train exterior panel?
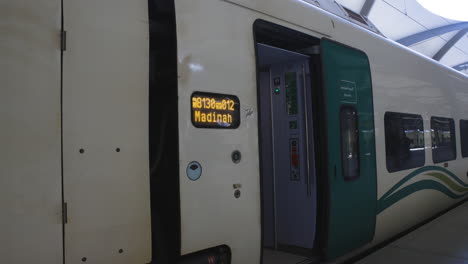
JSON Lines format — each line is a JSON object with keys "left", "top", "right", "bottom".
{"left": 1, "top": 0, "right": 467, "bottom": 263}
{"left": 174, "top": 0, "right": 468, "bottom": 262}
{"left": 1, "top": 1, "right": 63, "bottom": 263}
{"left": 2, "top": 0, "right": 151, "bottom": 263}
{"left": 62, "top": 0, "right": 152, "bottom": 263}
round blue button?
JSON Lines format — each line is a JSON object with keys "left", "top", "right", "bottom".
{"left": 186, "top": 161, "right": 202, "bottom": 181}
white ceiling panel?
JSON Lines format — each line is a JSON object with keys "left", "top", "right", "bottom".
{"left": 438, "top": 31, "right": 459, "bottom": 43}
{"left": 410, "top": 37, "right": 446, "bottom": 57}
{"left": 439, "top": 47, "right": 468, "bottom": 67}
{"left": 382, "top": 0, "right": 406, "bottom": 13}
{"left": 404, "top": 0, "right": 450, "bottom": 29}
{"left": 454, "top": 35, "right": 468, "bottom": 56}
{"left": 369, "top": 0, "right": 426, "bottom": 40}
{"left": 318, "top": 0, "right": 467, "bottom": 74}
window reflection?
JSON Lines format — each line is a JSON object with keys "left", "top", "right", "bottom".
{"left": 460, "top": 120, "right": 468, "bottom": 158}
{"left": 431, "top": 117, "right": 456, "bottom": 163}
{"left": 340, "top": 106, "right": 359, "bottom": 180}
{"left": 385, "top": 112, "right": 425, "bottom": 172}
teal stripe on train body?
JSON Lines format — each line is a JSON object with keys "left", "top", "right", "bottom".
{"left": 380, "top": 166, "right": 468, "bottom": 201}
{"left": 377, "top": 180, "right": 467, "bottom": 214}
{"left": 377, "top": 166, "right": 468, "bottom": 214}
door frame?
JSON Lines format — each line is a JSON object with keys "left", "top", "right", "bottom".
{"left": 253, "top": 19, "right": 327, "bottom": 259}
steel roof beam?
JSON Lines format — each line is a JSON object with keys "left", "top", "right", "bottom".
{"left": 397, "top": 22, "right": 468, "bottom": 46}
{"left": 433, "top": 29, "right": 468, "bottom": 61}
{"left": 454, "top": 61, "right": 468, "bottom": 71}
{"left": 360, "top": 0, "right": 375, "bottom": 17}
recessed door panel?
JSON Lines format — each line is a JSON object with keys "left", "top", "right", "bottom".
{"left": 270, "top": 61, "right": 316, "bottom": 249}
{"left": 0, "top": 1, "right": 63, "bottom": 263}
{"left": 63, "top": 1, "right": 151, "bottom": 263}
{"left": 321, "top": 39, "right": 377, "bottom": 259}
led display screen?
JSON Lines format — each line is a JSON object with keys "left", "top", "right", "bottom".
{"left": 191, "top": 92, "right": 240, "bottom": 129}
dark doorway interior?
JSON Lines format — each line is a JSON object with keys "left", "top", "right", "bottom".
{"left": 254, "top": 20, "right": 325, "bottom": 263}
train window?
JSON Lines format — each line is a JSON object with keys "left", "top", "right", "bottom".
{"left": 385, "top": 112, "right": 425, "bottom": 172}
{"left": 460, "top": 120, "right": 468, "bottom": 158}
{"left": 431, "top": 117, "right": 456, "bottom": 163}
{"left": 340, "top": 106, "right": 359, "bottom": 180}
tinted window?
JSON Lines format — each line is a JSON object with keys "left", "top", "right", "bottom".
{"left": 431, "top": 117, "right": 456, "bottom": 163}
{"left": 385, "top": 112, "right": 425, "bottom": 172}
{"left": 340, "top": 106, "right": 359, "bottom": 180}
{"left": 461, "top": 120, "right": 468, "bottom": 158}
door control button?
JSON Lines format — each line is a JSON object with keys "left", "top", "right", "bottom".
{"left": 232, "top": 150, "right": 241, "bottom": 164}
{"left": 186, "top": 161, "right": 202, "bottom": 181}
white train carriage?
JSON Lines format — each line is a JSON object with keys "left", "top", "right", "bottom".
{"left": 2, "top": 0, "right": 467, "bottom": 263}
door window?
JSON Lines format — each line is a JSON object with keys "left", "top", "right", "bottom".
{"left": 340, "top": 106, "right": 359, "bottom": 180}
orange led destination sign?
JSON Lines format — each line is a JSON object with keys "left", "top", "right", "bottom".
{"left": 191, "top": 92, "right": 240, "bottom": 129}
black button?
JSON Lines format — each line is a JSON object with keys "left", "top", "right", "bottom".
{"left": 232, "top": 150, "right": 242, "bottom": 164}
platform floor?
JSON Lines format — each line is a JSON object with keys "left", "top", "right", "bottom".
{"left": 357, "top": 201, "right": 468, "bottom": 264}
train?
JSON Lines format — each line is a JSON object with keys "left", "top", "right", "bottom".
{"left": 2, "top": 0, "right": 468, "bottom": 263}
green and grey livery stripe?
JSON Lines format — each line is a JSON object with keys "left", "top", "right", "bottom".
{"left": 377, "top": 166, "right": 468, "bottom": 214}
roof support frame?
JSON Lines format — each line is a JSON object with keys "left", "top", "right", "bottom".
{"left": 360, "top": 0, "right": 375, "bottom": 17}
{"left": 397, "top": 22, "right": 468, "bottom": 46}
{"left": 454, "top": 61, "right": 468, "bottom": 71}
{"left": 433, "top": 29, "right": 468, "bottom": 61}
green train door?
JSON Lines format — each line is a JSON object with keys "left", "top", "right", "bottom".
{"left": 321, "top": 39, "right": 377, "bottom": 259}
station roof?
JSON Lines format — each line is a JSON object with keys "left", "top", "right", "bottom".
{"left": 334, "top": 0, "right": 468, "bottom": 75}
